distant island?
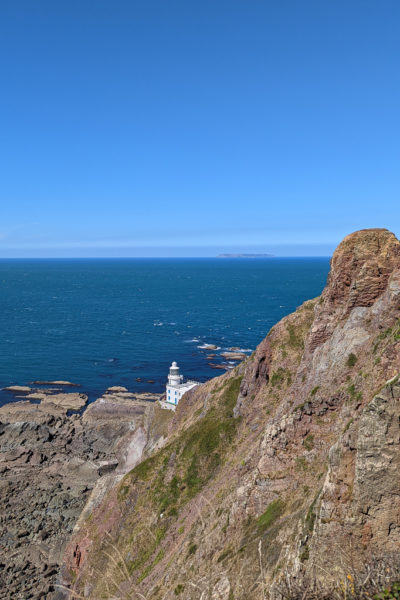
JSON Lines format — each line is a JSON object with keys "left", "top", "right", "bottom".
{"left": 217, "top": 253, "right": 274, "bottom": 258}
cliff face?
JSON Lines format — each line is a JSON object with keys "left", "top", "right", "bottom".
{"left": 60, "top": 229, "right": 400, "bottom": 600}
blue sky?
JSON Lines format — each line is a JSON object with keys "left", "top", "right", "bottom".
{"left": 0, "top": 0, "right": 399, "bottom": 257}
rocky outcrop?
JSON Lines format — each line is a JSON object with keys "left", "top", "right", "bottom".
{"left": 307, "top": 375, "right": 400, "bottom": 574}
{"left": 0, "top": 387, "right": 170, "bottom": 600}
{"left": 55, "top": 229, "right": 400, "bottom": 599}
{"left": 324, "top": 228, "right": 400, "bottom": 312}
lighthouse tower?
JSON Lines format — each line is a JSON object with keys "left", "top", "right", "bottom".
{"left": 168, "top": 361, "right": 183, "bottom": 386}
{"left": 165, "top": 361, "right": 201, "bottom": 407}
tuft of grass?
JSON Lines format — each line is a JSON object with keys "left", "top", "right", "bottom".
{"left": 311, "top": 386, "right": 320, "bottom": 397}
{"left": 187, "top": 543, "right": 197, "bottom": 556}
{"left": 300, "top": 546, "right": 310, "bottom": 562}
{"left": 217, "top": 547, "right": 233, "bottom": 563}
{"left": 296, "top": 456, "right": 308, "bottom": 472}
{"left": 347, "top": 384, "right": 362, "bottom": 403}
{"left": 343, "top": 418, "right": 354, "bottom": 433}
{"left": 347, "top": 353, "right": 358, "bottom": 368}
{"left": 303, "top": 434, "right": 314, "bottom": 451}
{"left": 276, "top": 554, "right": 400, "bottom": 600}
{"left": 257, "top": 498, "right": 285, "bottom": 531}
{"left": 271, "top": 367, "right": 292, "bottom": 388}
{"left": 287, "top": 324, "right": 304, "bottom": 350}
{"left": 305, "top": 490, "right": 320, "bottom": 534}
{"left": 137, "top": 549, "right": 164, "bottom": 582}
{"left": 131, "top": 454, "right": 157, "bottom": 481}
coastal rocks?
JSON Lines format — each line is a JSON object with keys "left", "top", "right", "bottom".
{"left": 198, "top": 343, "right": 251, "bottom": 371}
{"left": 40, "top": 392, "right": 88, "bottom": 411}
{"left": 2, "top": 385, "right": 88, "bottom": 413}
{"left": 3, "top": 385, "right": 31, "bottom": 393}
{"left": 33, "top": 381, "right": 80, "bottom": 387}
{"left": 0, "top": 386, "right": 166, "bottom": 600}
{"left": 220, "top": 351, "right": 247, "bottom": 361}
{"left": 105, "top": 385, "right": 129, "bottom": 393}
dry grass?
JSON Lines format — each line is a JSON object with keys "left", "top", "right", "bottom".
{"left": 275, "top": 554, "right": 400, "bottom": 600}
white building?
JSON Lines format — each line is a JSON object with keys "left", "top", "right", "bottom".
{"left": 166, "top": 361, "right": 201, "bottom": 406}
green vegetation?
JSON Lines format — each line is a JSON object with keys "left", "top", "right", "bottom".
{"left": 117, "top": 484, "right": 130, "bottom": 501}
{"left": 374, "top": 582, "right": 400, "bottom": 600}
{"left": 114, "top": 376, "right": 244, "bottom": 587}
{"left": 373, "top": 320, "right": 400, "bottom": 353}
{"left": 126, "top": 525, "right": 166, "bottom": 577}
{"left": 257, "top": 498, "right": 285, "bottom": 531}
{"left": 346, "top": 353, "right": 358, "bottom": 368}
{"left": 130, "top": 453, "right": 157, "bottom": 481}
{"left": 127, "top": 376, "right": 243, "bottom": 517}
{"left": 300, "top": 546, "right": 310, "bottom": 562}
{"left": 287, "top": 323, "right": 304, "bottom": 350}
{"left": 174, "top": 584, "right": 185, "bottom": 595}
{"left": 343, "top": 417, "right": 354, "bottom": 433}
{"left": 187, "top": 543, "right": 197, "bottom": 556}
{"left": 270, "top": 367, "right": 292, "bottom": 388}
{"left": 347, "top": 383, "right": 362, "bottom": 403}
{"left": 300, "top": 490, "right": 320, "bottom": 562}
{"left": 311, "top": 386, "right": 320, "bottom": 396}
{"left": 296, "top": 456, "right": 308, "bottom": 471}
{"left": 217, "top": 547, "right": 233, "bottom": 563}
{"left": 138, "top": 549, "right": 164, "bottom": 583}
{"left": 305, "top": 490, "right": 320, "bottom": 534}
{"left": 303, "top": 434, "right": 314, "bottom": 451}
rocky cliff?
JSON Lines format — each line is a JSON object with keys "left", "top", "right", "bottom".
{"left": 60, "top": 228, "right": 400, "bottom": 600}
{"left": 0, "top": 387, "right": 169, "bottom": 599}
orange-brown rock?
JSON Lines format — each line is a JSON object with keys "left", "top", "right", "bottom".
{"left": 324, "top": 228, "right": 400, "bottom": 313}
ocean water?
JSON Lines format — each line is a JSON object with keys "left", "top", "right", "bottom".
{"left": 0, "top": 258, "right": 330, "bottom": 404}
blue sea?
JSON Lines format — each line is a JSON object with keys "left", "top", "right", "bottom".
{"left": 0, "top": 258, "right": 330, "bottom": 405}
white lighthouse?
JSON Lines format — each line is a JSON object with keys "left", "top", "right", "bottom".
{"left": 165, "top": 361, "right": 201, "bottom": 407}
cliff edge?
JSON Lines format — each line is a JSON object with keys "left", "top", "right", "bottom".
{"left": 60, "top": 228, "right": 400, "bottom": 600}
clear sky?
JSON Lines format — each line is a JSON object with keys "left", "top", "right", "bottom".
{"left": 0, "top": 0, "right": 399, "bottom": 257}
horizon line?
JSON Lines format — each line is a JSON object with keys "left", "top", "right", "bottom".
{"left": 0, "top": 255, "right": 333, "bottom": 260}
